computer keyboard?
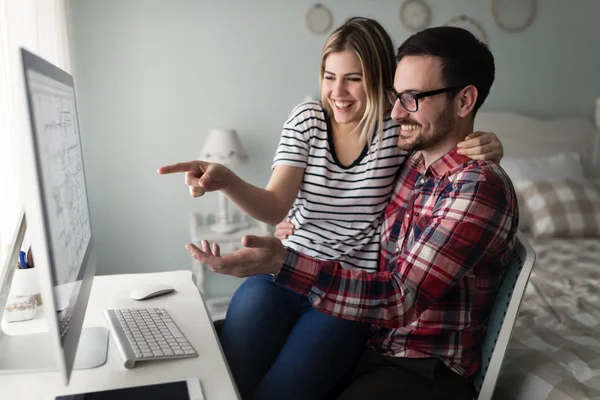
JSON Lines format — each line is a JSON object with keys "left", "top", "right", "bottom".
{"left": 58, "top": 315, "right": 71, "bottom": 338}
{"left": 104, "top": 308, "right": 198, "bottom": 369}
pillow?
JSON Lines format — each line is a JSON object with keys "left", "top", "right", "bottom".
{"left": 502, "top": 152, "right": 585, "bottom": 182}
{"left": 513, "top": 180, "right": 533, "bottom": 231}
{"left": 502, "top": 152, "right": 586, "bottom": 232}
{"left": 519, "top": 179, "right": 600, "bottom": 237}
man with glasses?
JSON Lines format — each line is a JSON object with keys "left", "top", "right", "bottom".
{"left": 188, "top": 26, "right": 518, "bottom": 400}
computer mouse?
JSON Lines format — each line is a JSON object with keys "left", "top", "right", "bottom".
{"left": 129, "top": 283, "right": 175, "bottom": 300}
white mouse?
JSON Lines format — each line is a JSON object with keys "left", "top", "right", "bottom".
{"left": 129, "top": 283, "right": 175, "bottom": 300}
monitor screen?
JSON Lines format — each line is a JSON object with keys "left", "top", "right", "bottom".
{"left": 23, "top": 51, "right": 93, "bottom": 343}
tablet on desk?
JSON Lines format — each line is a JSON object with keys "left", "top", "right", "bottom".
{"left": 54, "top": 378, "right": 204, "bottom": 400}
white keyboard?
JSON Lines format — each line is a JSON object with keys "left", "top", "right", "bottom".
{"left": 105, "top": 308, "right": 198, "bottom": 369}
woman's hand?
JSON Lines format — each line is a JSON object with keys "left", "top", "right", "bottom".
{"left": 157, "top": 160, "right": 232, "bottom": 198}
{"left": 274, "top": 220, "right": 295, "bottom": 240}
{"left": 457, "top": 131, "right": 503, "bottom": 162}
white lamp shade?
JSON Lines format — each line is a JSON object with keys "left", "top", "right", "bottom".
{"left": 199, "top": 129, "right": 248, "bottom": 165}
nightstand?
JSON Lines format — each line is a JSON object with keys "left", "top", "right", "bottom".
{"left": 189, "top": 212, "right": 272, "bottom": 319}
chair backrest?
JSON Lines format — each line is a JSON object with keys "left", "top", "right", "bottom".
{"left": 472, "top": 231, "right": 536, "bottom": 400}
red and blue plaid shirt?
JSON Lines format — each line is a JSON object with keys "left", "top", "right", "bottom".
{"left": 275, "top": 149, "right": 518, "bottom": 377}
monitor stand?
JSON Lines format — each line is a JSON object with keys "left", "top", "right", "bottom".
{"left": 0, "top": 327, "right": 108, "bottom": 373}
{"left": 0, "top": 212, "right": 109, "bottom": 374}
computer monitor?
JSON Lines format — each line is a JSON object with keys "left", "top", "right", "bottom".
{"left": 0, "top": 49, "right": 108, "bottom": 384}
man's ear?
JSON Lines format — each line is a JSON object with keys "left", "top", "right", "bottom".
{"left": 456, "top": 85, "right": 478, "bottom": 118}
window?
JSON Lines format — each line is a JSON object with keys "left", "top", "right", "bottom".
{"left": 0, "top": 0, "right": 72, "bottom": 265}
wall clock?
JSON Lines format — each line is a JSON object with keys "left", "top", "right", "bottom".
{"left": 444, "top": 15, "right": 487, "bottom": 45}
{"left": 492, "top": 0, "right": 536, "bottom": 32}
{"left": 400, "top": 0, "right": 431, "bottom": 32}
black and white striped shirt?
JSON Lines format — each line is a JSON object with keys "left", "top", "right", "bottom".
{"left": 273, "top": 101, "right": 409, "bottom": 271}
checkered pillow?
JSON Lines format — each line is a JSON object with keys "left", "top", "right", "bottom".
{"left": 520, "top": 179, "right": 600, "bottom": 237}
{"left": 513, "top": 181, "right": 533, "bottom": 231}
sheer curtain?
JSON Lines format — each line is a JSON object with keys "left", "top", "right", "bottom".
{"left": 0, "top": 0, "right": 71, "bottom": 264}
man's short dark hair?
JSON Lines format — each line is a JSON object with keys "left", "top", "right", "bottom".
{"left": 396, "top": 26, "right": 495, "bottom": 115}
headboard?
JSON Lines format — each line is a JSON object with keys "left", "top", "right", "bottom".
{"left": 474, "top": 111, "right": 600, "bottom": 178}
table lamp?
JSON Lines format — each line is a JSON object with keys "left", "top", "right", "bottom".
{"left": 198, "top": 129, "right": 248, "bottom": 234}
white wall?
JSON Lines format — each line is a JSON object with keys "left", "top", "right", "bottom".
{"left": 66, "top": 0, "right": 600, "bottom": 295}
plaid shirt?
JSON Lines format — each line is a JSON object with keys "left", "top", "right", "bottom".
{"left": 275, "top": 149, "right": 518, "bottom": 377}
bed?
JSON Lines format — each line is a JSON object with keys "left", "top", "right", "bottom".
{"left": 474, "top": 109, "right": 600, "bottom": 400}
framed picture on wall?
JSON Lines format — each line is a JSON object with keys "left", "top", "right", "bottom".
{"left": 306, "top": 4, "right": 333, "bottom": 34}
{"left": 444, "top": 15, "right": 487, "bottom": 45}
{"left": 492, "top": 0, "right": 536, "bottom": 32}
{"left": 399, "top": 0, "right": 431, "bottom": 32}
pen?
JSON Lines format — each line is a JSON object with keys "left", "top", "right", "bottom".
{"left": 19, "top": 251, "right": 28, "bottom": 269}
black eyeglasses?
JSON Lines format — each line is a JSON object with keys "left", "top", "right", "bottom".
{"left": 387, "top": 86, "right": 462, "bottom": 112}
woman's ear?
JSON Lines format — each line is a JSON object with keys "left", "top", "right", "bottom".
{"left": 456, "top": 85, "right": 478, "bottom": 118}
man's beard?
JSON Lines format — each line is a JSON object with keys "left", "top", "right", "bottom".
{"left": 397, "top": 107, "right": 455, "bottom": 152}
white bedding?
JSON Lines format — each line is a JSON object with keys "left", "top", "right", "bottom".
{"left": 495, "top": 236, "right": 600, "bottom": 400}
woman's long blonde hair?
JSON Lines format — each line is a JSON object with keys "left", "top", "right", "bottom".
{"left": 320, "top": 17, "right": 396, "bottom": 146}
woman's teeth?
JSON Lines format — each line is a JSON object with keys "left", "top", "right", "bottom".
{"left": 334, "top": 100, "right": 353, "bottom": 109}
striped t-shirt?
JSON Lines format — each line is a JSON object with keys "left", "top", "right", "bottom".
{"left": 272, "top": 101, "right": 409, "bottom": 271}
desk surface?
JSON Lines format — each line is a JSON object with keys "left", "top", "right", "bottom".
{"left": 1, "top": 270, "right": 240, "bottom": 400}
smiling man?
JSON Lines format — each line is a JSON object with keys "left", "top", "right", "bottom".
{"left": 188, "top": 27, "right": 519, "bottom": 400}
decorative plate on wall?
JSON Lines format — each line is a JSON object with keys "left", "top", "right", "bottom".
{"left": 491, "top": 0, "right": 536, "bottom": 32}
{"left": 444, "top": 15, "right": 487, "bottom": 44}
{"left": 306, "top": 4, "right": 333, "bottom": 34}
{"left": 399, "top": 0, "right": 431, "bottom": 32}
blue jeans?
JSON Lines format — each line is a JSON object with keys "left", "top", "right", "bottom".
{"left": 219, "top": 274, "right": 371, "bottom": 400}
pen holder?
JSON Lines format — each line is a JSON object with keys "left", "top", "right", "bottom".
{"left": 10, "top": 267, "right": 42, "bottom": 306}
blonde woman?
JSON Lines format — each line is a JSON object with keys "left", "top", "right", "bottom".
{"left": 159, "top": 17, "right": 502, "bottom": 400}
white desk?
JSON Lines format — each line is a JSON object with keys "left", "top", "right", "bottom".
{"left": 0, "top": 270, "right": 240, "bottom": 400}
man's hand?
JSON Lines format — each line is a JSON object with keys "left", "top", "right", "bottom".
{"left": 456, "top": 131, "right": 503, "bottom": 162}
{"left": 186, "top": 235, "right": 287, "bottom": 278}
{"left": 274, "top": 220, "right": 295, "bottom": 240}
{"left": 157, "top": 160, "right": 231, "bottom": 198}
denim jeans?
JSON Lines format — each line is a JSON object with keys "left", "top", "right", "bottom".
{"left": 218, "top": 274, "right": 371, "bottom": 400}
